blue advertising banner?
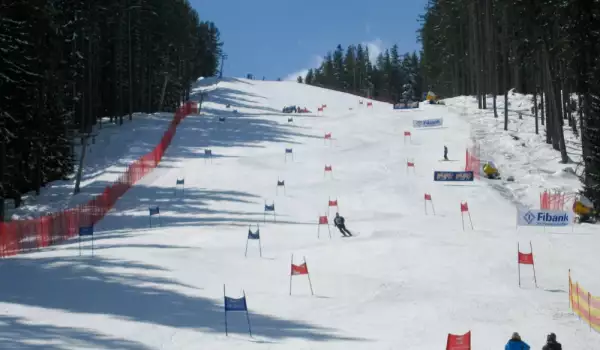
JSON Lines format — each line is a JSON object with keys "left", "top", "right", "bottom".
{"left": 433, "top": 171, "right": 474, "bottom": 181}
{"left": 413, "top": 118, "right": 443, "bottom": 128}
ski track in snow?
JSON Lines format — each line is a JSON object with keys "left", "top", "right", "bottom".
{"left": 0, "top": 79, "right": 598, "bottom": 349}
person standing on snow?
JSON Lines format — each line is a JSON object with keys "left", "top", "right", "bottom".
{"left": 505, "top": 332, "right": 530, "bottom": 350}
{"left": 542, "top": 333, "right": 562, "bottom": 350}
{"left": 444, "top": 145, "right": 448, "bottom": 161}
{"left": 333, "top": 213, "right": 352, "bottom": 237}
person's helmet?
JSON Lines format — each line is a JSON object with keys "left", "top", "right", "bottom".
{"left": 511, "top": 332, "right": 521, "bottom": 341}
{"left": 547, "top": 333, "right": 556, "bottom": 341}
{"left": 335, "top": 212, "right": 339, "bottom": 217}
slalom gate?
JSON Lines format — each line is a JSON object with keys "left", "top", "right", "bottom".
{"left": 0, "top": 101, "right": 198, "bottom": 257}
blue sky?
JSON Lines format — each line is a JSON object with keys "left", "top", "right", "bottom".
{"left": 190, "top": 0, "right": 428, "bottom": 80}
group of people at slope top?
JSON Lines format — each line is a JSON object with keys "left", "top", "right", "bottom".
{"left": 505, "top": 332, "right": 562, "bottom": 350}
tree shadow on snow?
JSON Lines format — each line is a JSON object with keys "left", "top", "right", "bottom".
{"left": 0, "top": 314, "right": 153, "bottom": 350}
{"left": 0, "top": 255, "right": 367, "bottom": 343}
{"left": 94, "top": 186, "right": 315, "bottom": 233}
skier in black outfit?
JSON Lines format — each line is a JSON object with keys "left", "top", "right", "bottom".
{"left": 542, "top": 333, "right": 562, "bottom": 350}
{"left": 444, "top": 145, "right": 448, "bottom": 160}
{"left": 334, "top": 213, "right": 352, "bottom": 237}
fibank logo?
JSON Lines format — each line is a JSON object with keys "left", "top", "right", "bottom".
{"left": 523, "top": 211, "right": 536, "bottom": 224}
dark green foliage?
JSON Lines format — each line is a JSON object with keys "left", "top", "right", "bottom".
{"left": 305, "top": 43, "right": 422, "bottom": 103}
{"left": 0, "top": 0, "right": 221, "bottom": 215}
{"left": 419, "top": 0, "right": 600, "bottom": 214}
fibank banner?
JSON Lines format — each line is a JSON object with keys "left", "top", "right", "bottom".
{"left": 433, "top": 171, "right": 474, "bottom": 181}
{"left": 517, "top": 208, "right": 573, "bottom": 226}
{"left": 413, "top": 118, "right": 443, "bottom": 128}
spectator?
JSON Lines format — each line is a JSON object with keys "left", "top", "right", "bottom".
{"left": 505, "top": 332, "right": 530, "bottom": 350}
{"left": 542, "top": 333, "right": 562, "bottom": 350}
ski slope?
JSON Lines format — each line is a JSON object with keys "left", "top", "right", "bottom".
{"left": 1, "top": 78, "right": 598, "bottom": 349}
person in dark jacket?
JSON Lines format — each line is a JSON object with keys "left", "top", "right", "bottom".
{"left": 505, "top": 332, "right": 530, "bottom": 350}
{"left": 333, "top": 213, "right": 352, "bottom": 237}
{"left": 542, "top": 333, "right": 562, "bottom": 350}
{"left": 444, "top": 145, "right": 448, "bottom": 160}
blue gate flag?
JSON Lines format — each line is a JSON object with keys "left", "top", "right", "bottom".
{"left": 79, "top": 226, "right": 94, "bottom": 236}
{"left": 433, "top": 171, "right": 474, "bottom": 181}
{"left": 219, "top": 116, "right": 226, "bottom": 122}
{"left": 176, "top": 179, "right": 184, "bottom": 185}
{"left": 149, "top": 206, "right": 160, "bottom": 215}
{"left": 224, "top": 296, "right": 248, "bottom": 312}
{"left": 248, "top": 229, "right": 260, "bottom": 240}
{"left": 277, "top": 180, "right": 285, "bottom": 186}
{"left": 223, "top": 285, "right": 252, "bottom": 337}
{"left": 264, "top": 204, "right": 275, "bottom": 211}
{"left": 204, "top": 149, "right": 212, "bottom": 156}
{"left": 285, "top": 148, "right": 293, "bottom": 153}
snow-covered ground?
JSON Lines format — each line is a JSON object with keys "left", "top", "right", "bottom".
{"left": 1, "top": 80, "right": 598, "bottom": 349}
{"left": 8, "top": 112, "right": 175, "bottom": 220}
{"left": 445, "top": 92, "right": 582, "bottom": 210}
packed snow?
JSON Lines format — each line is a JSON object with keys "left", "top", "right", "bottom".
{"left": 8, "top": 112, "right": 176, "bottom": 220}
{"left": 445, "top": 93, "right": 583, "bottom": 210}
{"left": 1, "top": 79, "right": 598, "bottom": 349}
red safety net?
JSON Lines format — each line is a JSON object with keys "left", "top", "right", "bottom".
{"left": 465, "top": 144, "right": 480, "bottom": 179}
{"left": 0, "top": 102, "right": 195, "bottom": 258}
{"left": 540, "top": 190, "right": 566, "bottom": 210}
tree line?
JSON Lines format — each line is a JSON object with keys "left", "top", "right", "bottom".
{"left": 0, "top": 0, "right": 222, "bottom": 220}
{"left": 299, "top": 44, "right": 423, "bottom": 103}
{"left": 419, "top": 0, "right": 600, "bottom": 209}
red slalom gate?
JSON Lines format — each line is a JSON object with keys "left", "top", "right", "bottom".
{"left": 0, "top": 102, "right": 195, "bottom": 258}
{"left": 446, "top": 331, "right": 471, "bottom": 350}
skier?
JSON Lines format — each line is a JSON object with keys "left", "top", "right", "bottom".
{"left": 444, "top": 146, "right": 448, "bottom": 161}
{"left": 542, "top": 333, "right": 562, "bottom": 350}
{"left": 333, "top": 213, "right": 352, "bottom": 237}
{"left": 505, "top": 332, "right": 530, "bottom": 350}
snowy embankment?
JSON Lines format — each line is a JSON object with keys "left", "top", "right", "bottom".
{"left": 444, "top": 92, "right": 582, "bottom": 210}
{"left": 9, "top": 112, "right": 175, "bottom": 220}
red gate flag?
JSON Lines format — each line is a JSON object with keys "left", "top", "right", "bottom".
{"left": 518, "top": 241, "right": 538, "bottom": 288}
{"left": 407, "top": 161, "right": 415, "bottom": 167}
{"left": 424, "top": 193, "right": 435, "bottom": 215}
{"left": 324, "top": 165, "right": 332, "bottom": 172}
{"left": 518, "top": 252, "right": 534, "bottom": 265}
{"left": 317, "top": 214, "right": 331, "bottom": 239}
{"left": 460, "top": 202, "right": 473, "bottom": 230}
{"left": 324, "top": 132, "right": 332, "bottom": 139}
{"left": 318, "top": 107, "right": 324, "bottom": 112}
{"left": 291, "top": 263, "right": 308, "bottom": 275}
{"left": 321, "top": 104, "right": 327, "bottom": 108}
{"left": 404, "top": 131, "right": 411, "bottom": 136}
{"left": 446, "top": 331, "right": 471, "bottom": 350}
{"left": 367, "top": 102, "right": 373, "bottom": 107}
{"left": 290, "top": 255, "right": 314, "bottom": 295}
{"left": 327, "top": 197, "right": 339, "bottom": 214}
